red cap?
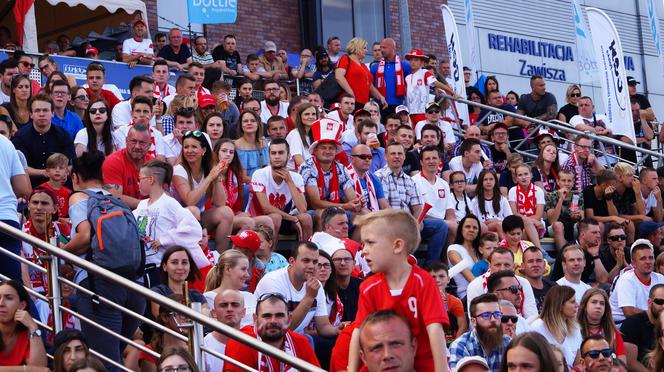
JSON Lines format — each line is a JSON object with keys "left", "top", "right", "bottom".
{"left": 183, "top": 37, "right": 191, "bottom": 45}
{"left": 354, "top": 108, "right": 371, "bottom": 117}
{"left": 405, "top": 49, "right": 429, "bottom": 61}
{"left": 85, "top": 47, "right": 99, "bottom": 56}
{"left": 198, "top": 94, "right": 217, "bottom": 108}
{"left": 228, "top": 230, "right": 261, "bottom": 253}
{"left": 133, "top": 19, "right": 146, "bottom": 27}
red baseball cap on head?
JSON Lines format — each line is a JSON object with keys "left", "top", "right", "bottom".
{"left": 85, "top": 47, "right": 99, "bottom": 56}
{"left": 198, "top": 94, "right": 216, "bottom": 108}
{"left": 228, "top": 230, "right": 261, "bottom": 253}
{"left": 133, "top": 19, "right": 146, "bottom": 27}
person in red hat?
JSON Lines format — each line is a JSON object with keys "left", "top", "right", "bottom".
{"left": 228, "top": 230, "right": 265, "bottom": 292}
{"left": 298, "top": 118, "right": 362, "bottom": 228}
{"left": 84, "top": 47, "right": 99, "bottom": 60}
{"left": 404, "top": 48, "right": 453, "bottom": 124}
{"left": 122, "top": 18, "right": 153, "bottom": 67}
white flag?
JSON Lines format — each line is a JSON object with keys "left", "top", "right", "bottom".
{"left": 646, "top": 0, "right": 664, "bottom": 77}
{"left": 586, "top": 7, "right": 635, "bottom": 143}
{"left": 440, "top": 5, "right": 469, "bottom": 125}
{"left": 571, "top": 0, "right": 599, "bottom": 83}
{"left": 464, "top": 0, "right": 480, "bottom": 74}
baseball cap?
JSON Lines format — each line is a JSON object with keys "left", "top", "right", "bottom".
{"left": 463, "top": 66, "right": 472, "bottom": 72}
{"left": 627, "top": 76, "right": 640, "bottom": 86}
{"left": 53, "top": 329, "right": 88, "bottom": 353}
{"left": 316, "top": 50, "right": 329, "bottom": 58}
{"left": 395, "top": 105, "right": 409, "bottom": 114}
{"left": 228, "top": 230, "right": 261, "bottom": 253}
{"left": 85, "top": 47, "right": 99, "bottom": 56}
{"left": 454, "top": 356, "right": 489, "bottom": 372}
{"left": 534, "top": 128, "right": 560, "bottom": 144}
{"left": 354, "top": 108, "right": 371, "bottom": 117}
{"left": 133, "top": 19, "right": 146, "bottom": 27}
{"left": 198, "top": 94, "right": 217, "bottom": 108}
{"left": 264, "top": 41, "right": 277, "bottom": 53}
{"left": 425, "top": 101, "right": 440, "bottom": 110}
{"left": 639, "top": 221, "right": 664, "bottom": 238}
{"left": 630, "top": 238, "right": 655, "bottom": 256}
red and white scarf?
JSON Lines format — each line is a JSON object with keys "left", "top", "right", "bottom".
{"left": 346, "top": 164, "right": 379, "bottom": 211}
{"left": 375, "top": 56, "right": 406, "bottom": 98}
{"left": 516, "top": 183, "right": 537, "bottom": 217}
{"left": 223, "top": 168, "right": 240, "bottom": 213}
{"left": 314, "top": 158, "right": 340, "bottom": 203}
{"left": 256, "top": 327, "right": 298, "bottom": 372}
{"left": 329, "top": 294, "right": 344, "bottom": 326}
{"left": 22, "top": 219, "right": 62, "bottom": 293}
{"left": 538, "top": 166, "right": 559, "bottom": 192}
{"left": 569, "top": 152, "right": 584, "bottom": 191}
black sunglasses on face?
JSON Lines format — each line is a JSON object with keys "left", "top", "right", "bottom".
{"left": 496, "top": 285, "right": 522, "bottom": 294}
{"left": 583, "top": 348, "right": 612, "bottom": 359}
{"left": 351, "top": 154, "right": 373, "bottom": 160}
{"left": 653, "top": 298, "right": 664, "bottom": 305}
{"left": 501, "top": 315, "right": 518, "bottom": 324}
{"left": 608, "top": 234, "right": 627, "bottom": 242}
{"left": 89, "top": 107, "right": 107, "bottom": 114}
{"left": 426, "top": 109, "right": 440, "bottom": 114}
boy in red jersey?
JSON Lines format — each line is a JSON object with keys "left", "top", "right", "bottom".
{"left": 347, "top": 209, "right": 450, "bottom": 372}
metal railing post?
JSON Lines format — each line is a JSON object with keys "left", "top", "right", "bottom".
{"left": 296, "top": 78, "right": 301, "bottom": 96}
{"left": 191, "top": 302, "right": 204, "bottom": 370}
{"left": 46, "top": 254, "right": 63, "bottom": 334}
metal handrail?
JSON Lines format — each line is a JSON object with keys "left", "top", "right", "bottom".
{"left": 0, "top": 221, "right": 325, "bottom": 372}
{"left": 440, "top": 93, "right": 664, "bottom": 161}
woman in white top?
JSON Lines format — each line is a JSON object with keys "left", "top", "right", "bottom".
{"left": 203, "top": 249, "right": 256, "bottom": 327}
{"left": 471, "top": 169, "right": 511, "bottom": 238}
{"left": 529, "top": 285, "right": 582, "bottom": 369}
{"left": 74, "top": 99, "right": 114, "bottom": 157}
{"left": 446, "top": 214, "right": 481, "bottom": 299}
{"left": 285, "top": 103, "right": 319, "bottom": 170}
{"left": 171, "top": 130, "right": 234, "bottom": 249}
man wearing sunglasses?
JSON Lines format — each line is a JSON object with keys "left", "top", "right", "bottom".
{"left": 342, "top": 119, "right": 386, "bottom": 173}
{"left": 610, "top": 239, "right": 664, "bottom": 323}
{"left": 0, "top": 59, "right": 18, "bottom": 104}
{"left": 414, "top": 102, "right": 455, "bottom": 152}
{"left": 599, "top": 224, "right": 629, "bottom": 282}
{"left": 580, "top": 335, "right": 614, "bottom": 372}
{"left": 449, "top": 293, "right": 510, "bottom": 371}
{"left": 347, "top": 144, "right": 389, "bottom": 214}
{"left": 487, "top": 271, "right": 530, "bottom": 335}
{"left": 621, "top": 284, "right": 664, "bottom": 372}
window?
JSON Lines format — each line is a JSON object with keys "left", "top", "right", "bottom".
{"left": 156, "top": 0, "right": 203, "bottom": 34}
{"left": 321, "top": 0, "right": 386, "bottom": 51}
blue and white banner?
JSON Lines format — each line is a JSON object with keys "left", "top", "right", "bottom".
{"left": 440, "top": 4, "right": 469, "bottom": 125}
{"left": 464, "top": 0, "right": 480, "bottom": 74}
{"left": 646, "top": 0, "right": 664, "bottom": 77}
{"left": 571, "top": 0, "right": 598, "bottom": 84}
{"left": 586, "top": 7, "right": 635, "bottom": 143}
{"left": 187, "top": 0, "right": 238, "bottom": 24}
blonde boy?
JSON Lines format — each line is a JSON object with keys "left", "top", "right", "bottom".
{"left": 39, "top": 153, "right": 71, "bottom": 219}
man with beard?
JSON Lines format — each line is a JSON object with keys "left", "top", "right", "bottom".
{"left": 580, "top": 335, "right": 614, "bottom": 372}
{"left": 260, "top": 80, "right": 289, "bottom": 124}
{"left": 449, "top": 293, "right": 510, "bottom": 371}
{"left": 359, "top": 310, "right": 417, "bottom": 372}
{"left": 222, "top": 292, "right": 320, "bottom": 371}
{"left": 620, "top": 284, "right": 664, "bottom": 372}
{"left": 249, "top": 138, "right": 313, "bottom": 240}
{"left": 204, "top": 290, "right": 245, "bottom": 371}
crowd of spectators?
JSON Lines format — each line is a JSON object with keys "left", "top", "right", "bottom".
{"left": 2, "top": 26, "right": 664, "bottom": 372}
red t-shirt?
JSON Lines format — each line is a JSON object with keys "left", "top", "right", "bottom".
{"left": 337, "top": 55, "right": 372, "bottom": 104}
{"left": 355, "top": 264, "right": 449, "bottom": 372}
{"left": 330, "top": 322, "right": 360, "bottom": 372}
{"left": 86, "top": 88, "right": 121, "bottom": 109}
{"left": 0, "top": 330, "right": 29, "bottom": 366}
{"left": 101, "top": 149, "right": 145, "bottom": 200}
{"left": 138, "top": 344, "right": 158, "bottom": 367}
{"left": 39, "top": 182, "right": 72, "bottom": 218}
{"left": 223, "top": 326, "right": 320, "bottom": 372}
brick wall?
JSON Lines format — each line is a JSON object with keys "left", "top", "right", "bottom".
{"left": 388, "top": 0, "right": 449, "bottom": 61}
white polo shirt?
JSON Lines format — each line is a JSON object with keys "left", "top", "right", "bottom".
{"left": 610, "top": 270, "right": 664, "bottom": 322}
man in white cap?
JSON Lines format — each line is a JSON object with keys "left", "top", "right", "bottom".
{"left": 454, "top": 356, "right": 490, "bottom": 372}
{"left": 259, "top": 41, "right": 287, "bottom": 80}
{"left": 610, "top": 239, "right": 664, "bottom": 323}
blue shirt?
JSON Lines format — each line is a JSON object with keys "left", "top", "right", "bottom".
{"left": 236, "top": 146, "right": 269, "bottom": 177}
{"left": 11, "top": 123, "right": 75, "bottom": 186}
{"left": 52, "top": 109, "right": 83, "bottom": 139}
{"left": 359, "top": 172, "right": 385, "bottom": 200}
{"left": 449, "top": 329, "right": 511, "bottom": 371}
{"left": 370, "top": 58, "right": 411, "bottom": 105}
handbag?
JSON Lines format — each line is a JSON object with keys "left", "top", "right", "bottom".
{"left": 314, "top": 55, "right": 352, "bottom": 104}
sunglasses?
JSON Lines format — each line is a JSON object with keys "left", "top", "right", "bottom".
{"left": 501, "top": 315, "right": 519, "bottom": 324}
{"left": 653, "top": 298, "right": 664, "bottom": 305}
{"left": 89, "top": 107, "right": 107, "bottom": 114}
{"left": 452, "top": 179, "right": 467, "bottom": 185}
{"left": 608, "top": 234, "right": 627, "bottom": 242}
{"left": 570, "top": 93, "right": 581, "bottom": 98}
{"left": 426, "top": 109, "right": 440, "bottom": 114}
{"left": 74, "top": 94, "right": 89, "bottom": 101}
{"left": 20, "top": 61, "right": 35, "bottom": 69}
{"left": 183, "top": 130, "right": 203, "bottom": 138}
{"left": 583, "top": 348, "right": 612, "bottom": 359}
{"left": 474, "top": 311, "right": 502, "bottom": 320}
{"left": 496, "top": 285, "right": 522, "bottom": 294}
{"left": 351, "top": 154, "right": 373, "bottom": 160}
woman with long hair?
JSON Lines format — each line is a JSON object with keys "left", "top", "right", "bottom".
{"left": 233, "top": 79, "right": 253, "bottom": 109}
{"left": 500, "top": 332, "right": 559, "bottom": 372}
{"left": 43, "top": 71, "right": 68, "bottom": 94}
{"left": 505, "top": 90, "right": 519, "bottom": 109}
{"left": 171, "top": 130, "right": 234, "bottom": 247}
{"left": 234, "top": 110, "right": 268, "bottom": 177}
{"left": 150, "top": 246, "right": 208, "bottom": 318}
{"left": 364, "top": 101, "right": 381, "bottom": 126}
{"left": 446, "top": 170, "right": 473, "bottom": 221}
{"left": 69, "top": 85, "right": 89, "bottom": 120}
{"left": 203, "top": 249, "right": 256, "bottom": 327}
{"left": 577, "top": 288, "right": 626, "bottom": 364}
{"left": 74, "top": 99, "right": 114, "bottom": 157}
{"left": 285, "top": 102, "right": 319, "bottom": 170}
{"left": 315, "top": 250, "right": 344, "bottom": 328}
{"left": 446, "top": 214, "right": 481, "bottom": 299}
{"left": 471, "top": 169, "right": 511, "bottom": 237}
{"left": 202, "top": 112, "right": 226, "bottom": 150}
{"left": 484, "top": 76, "right": 500, "bottom": 96}
{"left": 533, "top": 144, "right": 560, "bottom": 192}
{"left": 468, "top": 90, "right": 485, "bottom": 125}
{"left": 557, "top": 84, "right": 581, "bottom": 123}
{"left": 52, "top": 329, "right": 90, "bottom": 372}
{"left": 530, "top": 286, "right": 582, "bottom": 369}
{"left": 215, "top": 138, "right": 273, "bottom": 231}
{"left": 2, "top": 74, "right": 32, "bottom": 130}
{"left": 0, "top": 280, "right": 47, "bottom": 367}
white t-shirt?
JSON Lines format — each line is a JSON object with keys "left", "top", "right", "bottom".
{"left": 326, "top": 110, "right": 354, "bottom": 132}
{"left": 0, "top": 89, "right": 10, "bottom": 105}
{"left": 74, "top": 129, "right": 108, "bottom": 155}
{"left": 0, "top": 136, "right": 23, "bottom": 222}
{"left": 113, "top": 124, "right": 166, "bottom": 159}
{"left": 132, "top": 193, "right": 205, "bottom": 267}
{"left": 448, "top": 156, "right": 482, "bottom": 184}
{"left": 466, "top": 273, "right": 539, "bottom": 320}
{"left": 411, "top": 173, "right": 451, "bottom": 220}
{"left": 406, "top": 69, "right": 437, "bottom": 115}
{"left": 414, "top": 119, "right": 455, "bottom": 145}
{"left": 447, "top": 192, "right": 470, "bottom": 221}
{"left": 569, "top": 113, "right": 610, "bottom": 130}
{"left": 508, "top": 184, "right": 546, "bottom": 217}
{"left": 285, "top": 129, "right": 312, "bottom": 170}
{"left": 203, "top": 333, "right": 226, "bottom": 372}
{"left": 470, "top": 195, "right": 512, "bottom": 222}
{"left": 260, "top": 101, "right": 289, "bottom": 124}
{"left": 446, "top": 244, "right": 475, "bottom": 299}
{"left": 556, "top": 277, "right": 591, "bottom": 304}
{"left": 122, "top": 38, "right": 154, "bottom": 56}
{"left": 203, "top": 290, "right": 256, "bottom": 328}
{"left": 254, "top": 266, "right": 328, "bottom": 333}
{"left": 111, "top": 99, "right": 157, "bottom": 130}
{"left": 162, "top": 133, "right": 181, "bottom": 161}
{"left": 249, "top": 166, "right": 305, "bottom": 212}
{"left": 173, "top": 164, "right": 207, "bottom": 212}
{"left": 610, "top": 270, "right": 664, "bottom": 322}
{"left": 642, "top": 191, "right": 659, "bottom": 215}
{"left": 529, "top": 318, "right": 582, "bottom": 369}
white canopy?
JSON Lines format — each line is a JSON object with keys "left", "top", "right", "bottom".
{"left": 22, "top": 0, "right": 149, "bottom": 53}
